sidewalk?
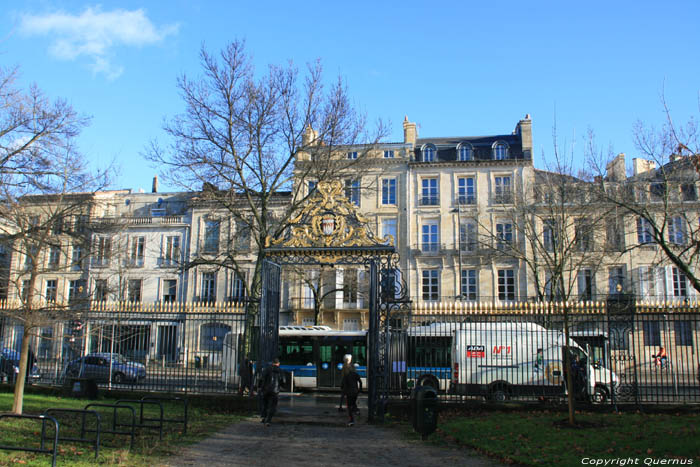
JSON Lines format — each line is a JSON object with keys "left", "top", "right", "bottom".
{"left": 165, "top": 394, "right": 500, "bottom": 467}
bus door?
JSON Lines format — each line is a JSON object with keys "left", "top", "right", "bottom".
{"left": 317, "top": 340, "right": 351, "bottom": 388}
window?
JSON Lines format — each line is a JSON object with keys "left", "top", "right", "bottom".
{"left": 130, "top": 236, "right": 145, "bottom": 266}
{"left": 308, "top": 180, "right": 317, "bottom": 193}
{"left": 457, "top": 177, "right": 475, "bottom": 204}
{"left": 24, "top": 247, "right": 35, "bottom": 270}
{"left": 636, "top": 266, "right": 652, "bottom": 298}
{"left": 94, "top": 279, "right": 108, "bottom": 302}
{"left": 163, "top": 279, "right": 177, "bottom": 302}
{"left": 383, "top": 150, "right": 395, "bottom": 158}
{"left": 343, "top": 269, "right": 358, "bottom": 304}
{"left": 637, "top": 217, "right": 653, "bottom": 244}
{"left": 68, "top": 280, "right": 84, "bottom": 303}
{"left": 345, "top": 179, "right": 360, "bottom": 206}
{"left": 381, "top": 178, "right": 396, "bottom": 205}
{"left": 498, "top": 269, "right": 516, "bottom": 301}
{"left": 672, "top": 267, "right": 688, "bottom": 298}
{"left": 230, "top": 274, "right": 246, "bottom": 303}
{"left": 164, "top": 236, "right": 180, "bottom": 266}
{"left": 347, "top": 151, "right": 358, "bottom": 159}
{"left": 459, "top": 222, "right": 477, "bottom": 252}
{"left": 543, "top": 219, "right": 557, "bottom": 252}
{"left": 643, "top": 321, "right": 661, "bottom": 347}
{"left": 235, "top": 221, "right": 251, "bottom": 250}
{"left": 203, "top": 220, "right": 220, "bottom": 253}
{"left": 422, "top": 145, "right": 436, "bottom": 162}
{"left": 52, "top": 218, "right": 63, "bottom": 235}
{"left": 461, "top": 269, "right": 477, "bottom": 300}
{"left": 606, "top": 218, "right": 624, "bottom": 251}
{"left": 493, "top": 176, "right": 512, "bottom": 203}
{"left": 421, "top": 178, "right": 438, "bottom": 205}
{"left": 681, "top": 183, "right": 696, "bottom": 201}
{"left": 45, "top": 279, "right": 57, "bottom": 302}
{"left": 21, "top": 280, "right": 30, "bottom": 301}
{"left": 48, "top": 245, "right": 61, "bottom": 268}
{"left": 127, "top": 279, "right": 142, "bottom": 302}
{"left": 458, "top": 144, "right": 473, "bottom": 161}
{"left": 668, "top": 216, "right": 686, "bottom": 245}
{"left": 608, "top": 266, "right": 625, "bottom": 295}
{"left": 545, "top": 271, "right": 563, "bottom": 300}
{"left": 578, "top": 268, "right": 594, "bottom": 301}
{"left": 422, "top": 270, "right": 439, "bottom": 301}
{"left": 381, "top": 218, "right": 397, "bottom": 245}
{"left": 493, "top": 142, "right": 508, "bottom": 160}
{"left": 201, "top": 272, "right": 216, "bottom": 302}
{"left": 650, "top": 182, "right": 665, "bottom": 201}
{"left": 421, "top": 222, "right": 439, "bottom": 252}
{"left": 71, "top": 244, "right": 83, "bottom": 271}
{"left": 200, "top": 323, "right": 231, "bottom": 351}
{"left": 496, "top": 222, "right": 513, "bottom": 250}
{"left": 575, "top": 219, "right": 593, "bottom": 251}
{"left": 674, "top": 321, "right": 693, "bottom": 346}
{"left": 95, "top": 237, "right": 111, "bottom": 267}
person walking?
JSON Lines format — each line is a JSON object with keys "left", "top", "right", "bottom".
{"left": 340, "top": 361, "right": 362, "bottom": 427}
{"left": 338, "top": 354, "right": 353, "bottom": 411}
{"left": 260, "top": 358, "right": 285, "bottom": 426}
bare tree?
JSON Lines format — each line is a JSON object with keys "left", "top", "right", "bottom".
{"left": 146, "top": 40, "right": 386, "bottom": 304}
{"left": 475, "top": 137, "right": 614, "bottom": 425}
{"left": 0, "top": 66, "right": 107, "bottom": 413}
{"left": 588, "top": 101, "right": 700, "bottom": 296}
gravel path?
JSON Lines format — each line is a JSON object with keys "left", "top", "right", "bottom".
{"left": 166, "top": 416, "right": 499, "bottom": 467}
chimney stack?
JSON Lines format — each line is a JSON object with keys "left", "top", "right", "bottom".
{"left": 515, "top": 114, "right": 532, "bottom": 159}
{"left": 632, "top": 158, "right": 657, "bottom": 176}
{"left": 152, "top": 175, "right": 159, "bottom": 193}
{"left": 403, "top": 116, "right": 417, "bottom": 146}
{"left": 605, "top": 153, "right": 627, "bottom": 182}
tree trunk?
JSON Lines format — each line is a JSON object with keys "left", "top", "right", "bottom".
{"left": 12, "top": 327, "right": 31, "bottom": 414}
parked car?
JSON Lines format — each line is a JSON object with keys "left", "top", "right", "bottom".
{"left": 0, "top": 348, "right": 41, "bottom": 384}
{"left": 65, "top": 353, "right": 146, "bottom": 383}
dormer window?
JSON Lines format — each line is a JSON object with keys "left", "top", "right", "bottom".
{"left": 347, "top": 151, "right": 358, "bottom": 159}
{"left": 493, "top": 142, "right": 508, "bottom": 160}
{"left": 457, "top": 143, "right": 474, "bottom": 161}
{"left": 422, "top": 144, "right": 436, "bottom": 162}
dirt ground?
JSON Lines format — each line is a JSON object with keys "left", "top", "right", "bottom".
{"left": 165, "top": 395, "right": 500, "bottom": 467}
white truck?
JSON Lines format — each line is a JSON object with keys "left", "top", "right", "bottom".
{"left": 449, "top": 322, "right": 617, "bottom": 402}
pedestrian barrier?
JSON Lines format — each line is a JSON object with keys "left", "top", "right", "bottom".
{"left": 116, "top": 399, "right": 164, "bottom": 440}
{"left": 141, "top": 396, "right": 188, "bottom": 434}
{"left": 0, "top": 414, "right": 59, "bottom": 467}
{"left": 83, "top": 403, "right": 136, "bottom": 449}
{"left": 42, "top": 408, "right": 101, "bottom": 459}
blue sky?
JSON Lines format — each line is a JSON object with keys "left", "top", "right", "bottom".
{"left": 3, "top": 1, "right": 699, "bottom": 192}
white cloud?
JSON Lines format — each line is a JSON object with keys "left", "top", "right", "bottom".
{"left": 20, "top": 6, "right": 179, "bottom": 80}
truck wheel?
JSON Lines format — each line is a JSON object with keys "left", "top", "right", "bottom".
{"left": 113, "top": 372, "right": 125, "bottom": 384}
{"left": 417, "top": 375, "right": 439, "bottom": 391}
{"left": 592, "top": 386, "right": 608, "bottom": 404}
{"left": 489, "top": 384, "right": 509, "bottom": 402}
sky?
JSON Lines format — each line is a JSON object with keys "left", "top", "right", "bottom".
{"left": 3, "top": 1, "right": 699, "bottom": 193}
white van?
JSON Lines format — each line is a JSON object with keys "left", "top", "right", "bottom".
{"left": 450, "top": 322, "right": 617, "bottom": 402}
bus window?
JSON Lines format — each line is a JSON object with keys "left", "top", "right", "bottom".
{"left": 279, "top": 338, "right": 314, "bottom": 365}
{"left": 352, "top": 340, "right": 367, "bottom": 366}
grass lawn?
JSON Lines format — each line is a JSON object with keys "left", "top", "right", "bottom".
{"left": 423, "top": 409, "right": 700, "bottom": 466}
{"left": 0, "top": 392, "right": 245, "bottom": 466}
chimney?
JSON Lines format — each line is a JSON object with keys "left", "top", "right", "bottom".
{"left": 515, "top": 114, "right": 532, "bottom": 159}
{"left": 152, "top": 175, "right": 159, "bottom": 193}
{"left": 302, "top": 124, "right": 318, "bottom": 146}
{"left": 403, "top": 116, "right": 417, "bottom": 146}
{"left": 632, "top": 158, "right": 657, "bottom": 176}
{"left": 605, "top": 153, "right": 626, "bottom": 182}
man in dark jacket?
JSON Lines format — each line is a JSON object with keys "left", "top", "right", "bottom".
{"left": 340, "top": 364, "right": 362, "bottom": 426}
{"left": 260, "top": 358, "right": 285, "bottom": 426}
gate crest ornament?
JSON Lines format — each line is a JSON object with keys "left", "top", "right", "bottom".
{"left": 266, "top": 180, "right": 393, "bottom": 250}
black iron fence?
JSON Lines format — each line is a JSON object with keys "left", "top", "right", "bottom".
{"left": 0, "top": 307, "right": 247, "bottom": 394}
{"left": 0, "top": 300, "right": 699, "bottom": 406}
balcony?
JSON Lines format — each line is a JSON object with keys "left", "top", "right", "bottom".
{"left": 419, "top": 197, "right": 440, "bottom": 206}
{"left": 456, "top": 195, "right": 476, "bottom": 206}
{"left": 492, "top": 193, "right": 513, "bottom": 205}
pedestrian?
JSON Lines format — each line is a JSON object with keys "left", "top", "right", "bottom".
{"left": 340, "top": 360, "right": 362, "bottom": 427}
{"left": 338, "top": 354, "right": 353, "bottom": 411}
{"left": 260, "top": 358, "right": 285, "bottom": 426}
{"left": 239, "top": 354, "right": 253, "bottom": 396}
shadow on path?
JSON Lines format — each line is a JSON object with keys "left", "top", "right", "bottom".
{"left": 166, "top": 394, "right": 500, "bottom": 467}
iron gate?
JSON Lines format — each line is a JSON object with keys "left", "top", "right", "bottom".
{"left": 258, "top": 260, "right": 281, "bottom": 367}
